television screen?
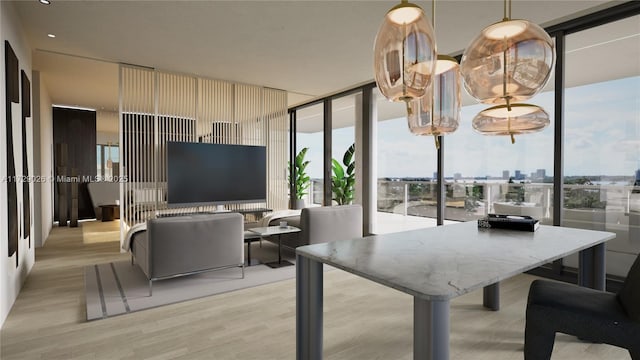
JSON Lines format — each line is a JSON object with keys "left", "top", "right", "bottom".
{"left": 167, "top": 142, "right": 266, "bottom": 207}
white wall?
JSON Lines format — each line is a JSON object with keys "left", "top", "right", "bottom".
{"left": 97, "top": 110, "right": 118, "bottom": 144}
{"left": 97, "top": 131, "right": 118, "bottom": 145}
{"left": 1, "top": 1, "right": 35, "bottom": 328}
{"left": 33, "top": 71, "right": 53, "bottom": 247}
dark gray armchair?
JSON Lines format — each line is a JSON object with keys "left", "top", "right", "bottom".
{"left": 524, "top": 253, "right": 640, "bottom": 359}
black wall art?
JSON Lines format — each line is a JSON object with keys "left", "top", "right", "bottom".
{"left": 21, "top": 70, "right": 31, "bottom": 246}
{"left": 5, "top": 40, "right": 19, "bottom": 266}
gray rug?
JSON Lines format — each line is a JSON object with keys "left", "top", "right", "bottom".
{"left": 84, "top": 242, "right": 298, "bottom": 320}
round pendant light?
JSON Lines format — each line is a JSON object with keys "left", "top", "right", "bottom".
{"left": 374, "top": 0, "right": 437, "bottom": 104}
{"left": 472, "top": 103, "right": 550, "bottom": 143}
{"left": 459, "top": 0, "right": 555, "bottom": 105}
{"left": 407, "top": 55, "right": 461, "bottom": 148}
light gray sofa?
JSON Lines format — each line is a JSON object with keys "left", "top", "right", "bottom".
{"left": 131, "top": 213, "right": 244, "bottom": 295}
{"left": 267, "top": 205, "right": 363, "bottom": 248}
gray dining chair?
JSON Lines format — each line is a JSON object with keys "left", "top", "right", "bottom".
{"left": 524, "top": 253, "right": 640, "bottom": 359}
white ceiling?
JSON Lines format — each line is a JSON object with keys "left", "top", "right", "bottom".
{"left": 11, "top": 0, "right": 635, "bottom": 130}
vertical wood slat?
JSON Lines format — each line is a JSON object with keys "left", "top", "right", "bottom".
{"left": 120, "top": 65, "right": 287, "bottom": 243}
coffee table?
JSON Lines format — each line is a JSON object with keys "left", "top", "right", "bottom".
{"left": 248, "top": 226, "right": 301, "bottom": 268}
{"left": 99, "top": 204, "right": 120, "bottom": 222}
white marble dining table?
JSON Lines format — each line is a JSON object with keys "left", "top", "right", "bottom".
{"left": 295, "top": 221, "right": 615, "bottom": 360}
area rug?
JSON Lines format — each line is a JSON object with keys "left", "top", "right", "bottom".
{"left": 84, "top": 243, "right": 299, "bottom": 320}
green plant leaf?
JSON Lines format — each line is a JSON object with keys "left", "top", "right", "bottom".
{"left": 343, "top": 143, "right": 355, "bottom": 166}
{"left": 290, "top": 147, "right": 311, "bottom": 200}
{"left": 332, "top": 158, "right": 344, "bottom": 179}
{"left": 346, "top": 162, "right": 355, "bottom": 176}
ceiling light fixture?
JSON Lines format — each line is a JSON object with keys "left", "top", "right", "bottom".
{"left": 373, "top": 0, "right": 437, "bottom": 110}
{"left": 406, "top": 0, "right": 461, "bottom": 149}
{"left": 39, "top": 0, "right": 51, "bottom": 4}
{"left": 460, "top": 0, "right": 555, "bottom": 105}
{"left": 106, "top": 142, "right": 113, "bottom": 169}
{"left": 472, "top": 103, "right": 550, "bottom": 143}
{"left": 460, "top": 0, "right": 554, "bottom": 143}
{"left": 47, "top": 33, "right": 56, "bottom": 38}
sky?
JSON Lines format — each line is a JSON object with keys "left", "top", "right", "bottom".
{"left": 298, "top": 76, "right": 640, "bottom": 180}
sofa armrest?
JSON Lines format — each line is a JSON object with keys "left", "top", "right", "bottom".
{"left": 131, "top": 230, "right": 150, "bottom": 278}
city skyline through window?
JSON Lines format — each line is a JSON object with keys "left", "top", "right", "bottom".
{"left": 297, "top": 75, "right": 639, "bottom": 184}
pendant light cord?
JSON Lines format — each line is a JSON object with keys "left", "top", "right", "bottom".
{"left": 432, "top": 0, "right": 435, "bottom": 30}
{"left": 503, "top": 0, "right": 512, "bottom": 110}
{"left": 503, "top": 0, "right": 512, "bottom": 21}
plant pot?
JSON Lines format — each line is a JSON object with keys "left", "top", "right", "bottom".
{"left": 292, "top": 199, "right": 306, "bottom": 210}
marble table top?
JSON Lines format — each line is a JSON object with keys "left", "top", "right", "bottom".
{"left": 296, "top": 221, "right": 615, "bottom": 300}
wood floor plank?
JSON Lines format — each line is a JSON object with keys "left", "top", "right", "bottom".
{"left": 0, "top": 220, "right": 631, "bottom": 359}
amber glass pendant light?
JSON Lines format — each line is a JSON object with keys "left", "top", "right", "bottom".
{"left": 460, "top": 0, "right": 555, "bottom": 105}
{"left": 374, "top": 0, "right": 437, "bottom": 108}
{"left": 406, "top": 0, "right": 461, "bottom": 149}
{"left": 461, "top": 0, "right": 553, "bottom": 143}
{"left": 472, "top": 103, "right": 549, "bottom": 143}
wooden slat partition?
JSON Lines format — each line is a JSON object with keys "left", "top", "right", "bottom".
{"left": 119, "top": 65, "right": 287, "bottom": 246}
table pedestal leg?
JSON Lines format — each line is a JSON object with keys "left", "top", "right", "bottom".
{"left": 414, "top": 297, "right": 450, "bottom": 360}
{"left": 483, "top": 282, "right": 500, "bottom": 311}
{"left": 579, "top": 243, "right": 606, "bottom": 290}
{"left": 297, "top": 255, "right": 323, "bottom": 360}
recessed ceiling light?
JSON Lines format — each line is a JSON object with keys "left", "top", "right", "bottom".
{"left": 39, "top": 0, "right": 51, "bottom": 5}
{"left": 47, "top": 34, "right": 56, "bottom": 38}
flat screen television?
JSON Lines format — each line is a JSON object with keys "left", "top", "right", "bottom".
{"left": 167, "top": 142, "right": 266, "bottom": 207}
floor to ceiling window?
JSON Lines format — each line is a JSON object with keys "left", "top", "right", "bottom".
{"left": 97, "top": 142, "right": 120, "bottom": 179}
{"left": 445, "top": 59, "right": 555, "bottom": 223}
{"left": 295, "top": 103, "right": 324, "bottom": 206}
{"left": 375, "top": 87, "right": 439, "bottom": 233}
{"left": 561, "top": 15, "right": 640, "bottom": 277}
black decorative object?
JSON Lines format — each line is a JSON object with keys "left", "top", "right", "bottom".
{"left": 477, "top": 214, "right": 540, "bottom": 232}
{"left": 5, "top": 40, "right": 19, "bottom": 266}
{"left": 21, "top": 70, "right": 31, "bottom": 245}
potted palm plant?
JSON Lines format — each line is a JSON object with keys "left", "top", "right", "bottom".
{"left": 331, "top": 143, "right": 355, "bottom": 205}
{"left": 288, "top": 147, "right": 310, "bottom": 209}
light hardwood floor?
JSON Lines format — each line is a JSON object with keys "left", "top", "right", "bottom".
{"left": 0, "top": 220, "right": 631, "bottom": 359}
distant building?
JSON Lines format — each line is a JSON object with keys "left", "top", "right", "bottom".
{"left": 536, "top": 169, "right": 546, "bottom": 179}
{"left": 515, "top": 170, "right": 524, "bottom": 180}
{"left": 433, "top": 172, "right": 438, "bottom": 180}
{"left": 454, "top": 173, "right": 462, "bottom": 180}
{"left": 636, "top": 169, "right": 640, "bottom": 181}
{"left": 502, "top": 170, "right": 509, "bottom": 180}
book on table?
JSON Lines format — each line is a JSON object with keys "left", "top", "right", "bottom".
{"left": 478, "top": 214, "right": 540, "bottom": 232}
